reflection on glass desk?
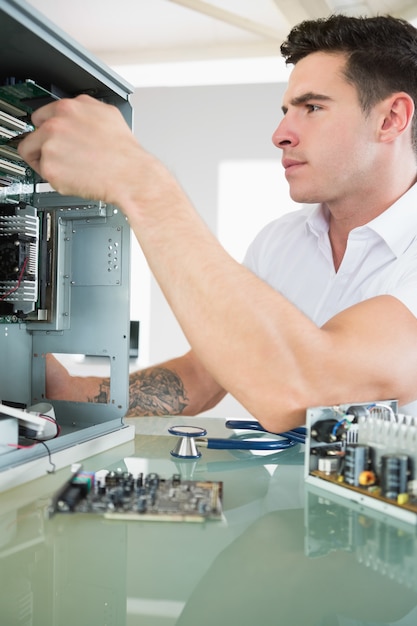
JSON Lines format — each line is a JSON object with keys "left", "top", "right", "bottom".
{"left": 0, "top": 416, "right": 416, "bottom": 625}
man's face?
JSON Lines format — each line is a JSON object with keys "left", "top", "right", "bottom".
{"left": 273, "top": 52, "right": 379, "bottom": 207}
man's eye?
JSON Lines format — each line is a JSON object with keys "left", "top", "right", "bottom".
{"left": 307, "top": 104, "right": 321, "bottom": 112}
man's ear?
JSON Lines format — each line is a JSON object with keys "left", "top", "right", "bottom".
{"left": 379, "top": 92, "right": 415, "bottom": 142}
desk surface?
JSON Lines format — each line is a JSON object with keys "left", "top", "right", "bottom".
{"left": 0, "top": 416, "right": 416, "bottom": 626}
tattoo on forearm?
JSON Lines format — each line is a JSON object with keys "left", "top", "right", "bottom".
{"left": 126, "top": 367, "right": 189, "bottom": 416}
{"left": 89, "top": 379, "right": 110, "bottom": 404}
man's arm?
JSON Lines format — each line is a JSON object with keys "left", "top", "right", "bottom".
{"left": 22, "top": 97, "right": 417, "bottom": 431}
{"left": 46, "top": 351, "right": 226, "bottom": 417}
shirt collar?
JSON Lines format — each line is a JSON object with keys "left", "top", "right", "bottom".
{"left": 363, "top": 182, "right": 417, "bottom": 256}
{"left": 305, "top": 182, "right": 417, "bottom": 257}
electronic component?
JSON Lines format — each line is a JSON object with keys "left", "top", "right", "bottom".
{"left": 0, "top": 401, "right": 58, "bottom": 441}
{"left": 0, "top": 80, "right": 48, "bottom": 192}
{"left": 305, "top": 401, "right": 417, "bottom": 524}
{"left": 49, "top": 466, "right": 223, "bottom": 523}
{"left": 0, "top": 1, "right": 133, "bottom": 488}
{"left": 0, "top": 202, "right": 39, "bottom": 317}
{"left": 0, "top": 83, "right": 53, "bottom": 323}
{"left": 0, "top": 84, "right": 131, "bottom": 458}
{"left": 0, "top": 80, "right": 59, "bottom": 117}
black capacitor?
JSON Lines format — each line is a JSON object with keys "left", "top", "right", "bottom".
{"left": 109, "top": 487, "right": 124, "bottom": 507}
{"left": 136, "top": 497, "right": 147, "bottom": 513}
{"left": 380, "top": 454, "right": 410, "bottom": 499}
{"left": 311, "top": 419, "right": 338, "bottom": 443}
{"left": 145, "top": 473, "right": 160, "bottom": 488}
{"left": 122, "top": 473, "right": 134, "bottom": 495}
{"left": 105, "top": 471, "right": 119, "bottom": 487}
{"left": 57, "top": 483, "right": 87, "bottom": 512}
{"left": 344, "top": 444, "right": 371, "bottom": 486}
{"left": 123, "top": 481, "right": 133, "bottom": 496}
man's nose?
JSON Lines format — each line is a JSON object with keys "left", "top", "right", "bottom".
{"left": 272, "top": 118, "right": 298, "bottom": 149}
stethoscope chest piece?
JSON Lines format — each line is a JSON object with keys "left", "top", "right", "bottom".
{"left": 168, "top": 425, "right": 207, "bottom": 459}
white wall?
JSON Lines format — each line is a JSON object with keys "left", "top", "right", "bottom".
{"left": 130, "top": 82, "right": 298, "bottom": 417}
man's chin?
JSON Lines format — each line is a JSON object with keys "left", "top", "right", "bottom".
{"left": 289, "top": 190, "right": 319, "bottom": 204}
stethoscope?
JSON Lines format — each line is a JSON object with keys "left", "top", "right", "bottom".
{"left": 168, "top": 420, "right": 307, "bottom": 459}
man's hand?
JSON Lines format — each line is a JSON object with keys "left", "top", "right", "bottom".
{"left": 18, "top": 95, "right": 145, "bottom": 205}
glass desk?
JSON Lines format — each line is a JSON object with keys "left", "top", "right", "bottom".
{"left": 0, "top": 416, "right": 416, "bottom": 626}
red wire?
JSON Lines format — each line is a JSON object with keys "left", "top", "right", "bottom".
{"left": 6, "top": 412, "right": 60, "bottom": 447}
{"left": 0, "top": 255, "right": 28, "bottom": 302}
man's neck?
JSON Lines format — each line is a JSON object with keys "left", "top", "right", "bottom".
{"left": 326, "top": 175, "right": 416, "bottom": 271}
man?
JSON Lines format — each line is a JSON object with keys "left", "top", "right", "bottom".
{"left": 21, "top": 14, "right": 417, "bottom": 432}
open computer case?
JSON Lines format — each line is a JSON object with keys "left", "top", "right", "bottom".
{"left": 0, "top": 0, "right": 135, "bottom": 488}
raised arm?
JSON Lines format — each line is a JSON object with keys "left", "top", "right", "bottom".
{"left": 22, "top": 96, "right": 417, "bottom": 431}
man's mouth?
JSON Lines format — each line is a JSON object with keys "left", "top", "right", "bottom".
{"left": 282, "top": 158, "right": 306, "bottom": 172}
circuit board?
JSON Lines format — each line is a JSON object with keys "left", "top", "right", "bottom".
{"left": 0, "top": 80, "right": 55, "bottom": 319}
{"left": 0, "top": 80, "right": 55, "bottom": 185}
{"left": 49, "top": 467, "right": 223, "bottom": 523}
{"left": 305, "top": 401, "right": 417, "bottom": 524}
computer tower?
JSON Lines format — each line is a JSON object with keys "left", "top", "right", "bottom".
{"left": 0, "top": 0, "right": 134, "bottom": 488}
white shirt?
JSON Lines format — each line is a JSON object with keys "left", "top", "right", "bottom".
{"left": 243, "top": 182, "right": 417, "bottom": 414}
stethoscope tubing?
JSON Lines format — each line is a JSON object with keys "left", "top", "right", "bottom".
{"left": 196, "top": 436, "right": 298, "bottom": 450}
{"left": 225, "top": 420, "right": 306, "bottom": 446}
{"left": 168, "top": 420, "right": 307, "bottom": 459}
{"left": 193, "top": 422, "right": 306, "bottom": 450}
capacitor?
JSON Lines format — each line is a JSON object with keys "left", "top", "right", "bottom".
{"left": 109, "top": 487, "right": 124, "bottom": 508}
{"left": 343, "top": 444, "right": 371, "bottom": 487}
{"left": 380, "top": 454, "right": 410, "bottom": 500}
{"left": 105, "top": 471, "right": 119, "bottom": 487}
{"left": 318, "top": 456, "right": 340, "bottom": 475}
{"left": 122, "top": 473, "right": 134, "bottom": 495}
{"left": 145, "top": 473, "right": 160, "bottom": 488}
{"left": 136, "top": 497, "right": 147, "bottom": 513}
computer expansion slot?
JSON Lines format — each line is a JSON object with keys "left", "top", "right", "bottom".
{"left": 0, "top": 125, "right": 16, "bottom": 140}
{"left": 0, "top": 144, "right": 23, "bottom": 162}
{"left": 0, "top": 97, "right": 26, "bottom": 118}
{"left": 0, "top": 110, "right": 28, "bottom": 132}
{"left": 0, "top": 80, "right": 59, "bottom": 116}
{"left": 0, "top": 158, "right": 27, "bottom": 177}
{"left": 0, "top": 81, "right": 57, "bottom": 191}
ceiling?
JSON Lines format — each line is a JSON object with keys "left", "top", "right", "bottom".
{"left": 24, "top": 0, "right": 417, "bottom": 86}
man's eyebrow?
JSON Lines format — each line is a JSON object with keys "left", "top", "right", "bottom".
{"left": 281, "top": 92, "right": 333, "bottom": 114}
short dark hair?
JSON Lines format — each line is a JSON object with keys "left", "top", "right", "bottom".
{"left": 281, "top": 14, "right": 417, "bottom": 153}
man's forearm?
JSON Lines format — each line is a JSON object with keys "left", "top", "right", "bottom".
{"left": 51, "top": 364, "right": 190, "bottom": 416}
{"left": 126, "top": 366, "right": 189, "bottom": 416}
{"left": 46, "top": 351, "right": 225, "bottom": 417}
{"left": 126, "top": 352, "right": 226, "bottom": 416}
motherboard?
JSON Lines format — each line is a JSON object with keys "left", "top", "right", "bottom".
{"left": 49, "top": 465, "right": 223, "bottom": 523}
